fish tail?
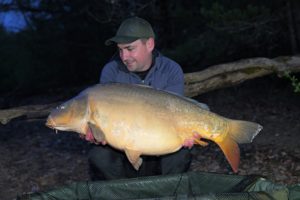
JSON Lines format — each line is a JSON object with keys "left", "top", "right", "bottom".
{"left": 214, "top": 120, "right": 262, "bottom": 173}
{"left": 228, "top": 120, "right": 263, "bottom": 144}
{"left": 215, "top": 134, "right": 240, "bottom": 173}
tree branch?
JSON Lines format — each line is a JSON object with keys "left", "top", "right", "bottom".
{"left": 0, "top": 102, "right": 60, "bottom": 125}
{"left": 1, "top": 55, "right": 300, "bottom": 125}
{"left": 184, "top": 55, "right": 300, "bottom": 97}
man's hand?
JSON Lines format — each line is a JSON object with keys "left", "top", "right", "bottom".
{"left": 182, "top": 132, "right": 209, "bottom": 149}
{"left": 99, "top": 140, "right": 107, "bottom": 145}
{"left": 183, "top": 138, "right": 194, "bottom": 149}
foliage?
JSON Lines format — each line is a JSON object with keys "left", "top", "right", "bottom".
{"left": 0, "top": 0, "right": 295, "bottom": 94}
{"left": 162, "top": 0, "right": 290, "bottom": 72}
{"left": 284, "top": 71, "right": 300, "bottom": 93}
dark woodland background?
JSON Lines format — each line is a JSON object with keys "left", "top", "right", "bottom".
{"left": 1, "top": 2, "right": 300, "bottom": 199}
{"left": 1, "top": 0, "right": 300, "bottom": 97}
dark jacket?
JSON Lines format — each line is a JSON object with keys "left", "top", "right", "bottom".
{"left": 100, "top": 50, "right": 184, "bottom": 95}
{"left": 89, "top": 51, "right": 191, "bottom": 180}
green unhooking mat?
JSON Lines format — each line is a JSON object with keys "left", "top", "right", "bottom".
{"left": 18, "top": 171, "right": 300, "bottom": 200}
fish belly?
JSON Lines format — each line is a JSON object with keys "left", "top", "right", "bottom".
{"left": 93, "top": 103, "right": 183, "bottom": 156}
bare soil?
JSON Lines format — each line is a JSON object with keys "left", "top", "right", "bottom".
{"left": 0, "top": 76, "right": 299, "bottom": 200}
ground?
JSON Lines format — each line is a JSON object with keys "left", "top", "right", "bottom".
{"left": 0, "top": 76, "right": 299, "bottom": 200}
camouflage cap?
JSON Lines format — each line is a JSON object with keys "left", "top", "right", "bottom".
{"left": 105, "top": 17, "right": 155, "bottom": 45}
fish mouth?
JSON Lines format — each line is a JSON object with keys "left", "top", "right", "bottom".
{"left": 45, "top": 116, "right": 55, "bottom": 129}
{"left": 45, "top": 116, "right": 67, "bottom": 130}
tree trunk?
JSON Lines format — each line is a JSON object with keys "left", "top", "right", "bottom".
{"left": 1, "top": 55, "right": 300, "bottom": 125}
{"left": 287, "top": 0, "right": 299, "bottom": 54}
{"left": 184, "top": 55, "right": 300, "bottom": 97}
{"left": 290, "top": 0, "right": 300, "bottom": 53}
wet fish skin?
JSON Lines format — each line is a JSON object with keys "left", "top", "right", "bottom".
{"left": 46, "top": 83, "right": 262, "bottom": 172}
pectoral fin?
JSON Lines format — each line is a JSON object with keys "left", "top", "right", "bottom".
{"left": 194, "top": 138, "right": 209, "bottom": 146}
{"left": 215, "top": 135, "right": 240, "bottom": 173}
{"left": 88, "top": 122, "right": 106, "bottom": 142}
{"left": 124, "top": 149, "right": 143, "bottom": 170}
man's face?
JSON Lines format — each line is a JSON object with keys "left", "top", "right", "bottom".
{"left": 117, "top": 38, "right": 154, "bottom": 72}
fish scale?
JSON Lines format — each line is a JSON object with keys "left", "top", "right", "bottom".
{"left": 46, "top": 83, "right": 262, "bottom": 172}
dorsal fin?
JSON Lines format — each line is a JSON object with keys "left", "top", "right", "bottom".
{"left": 165, "top": 90, "right": 210, "bottom": 111}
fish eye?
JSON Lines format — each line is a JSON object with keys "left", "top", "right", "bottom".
{"left": 56, "top": 105, "right": 65, "bottom": 110}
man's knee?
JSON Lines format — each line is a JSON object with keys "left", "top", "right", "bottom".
{"left": 88, "top": 146, "right": 126, "bottom": 180}
{"left": 161, "top": 148, "right": 192, "bottom": 174}
{"left": 88, "top": 146, "right": 108, "bottom": 170}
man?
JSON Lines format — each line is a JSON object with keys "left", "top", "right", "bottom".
{"left": 88, "top": 16, "right": 192, "bottom": 180}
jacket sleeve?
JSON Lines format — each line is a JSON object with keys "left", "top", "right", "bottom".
{"left": 99, "top": 62, "right": 117, "bottom": 84}
{"left": 164, "top": 63, "right": 185, "bottom": 96}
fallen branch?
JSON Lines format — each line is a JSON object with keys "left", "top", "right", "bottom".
{"left": 0, "top": 103, "right": 60, "bottom": 125}
{"left": 1, "top": 55, "right": 300, "bottom": 125}
{"left": 184, "top": 55, "right": 300, "bottom": 97}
